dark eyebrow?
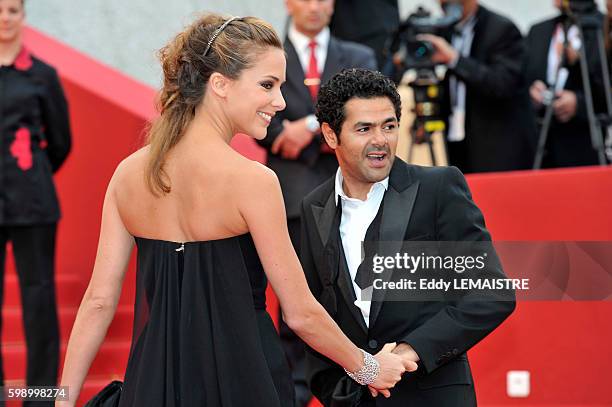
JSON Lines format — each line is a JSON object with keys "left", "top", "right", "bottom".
{"left": 263, "top": 75, "right": 281, "bottom": 82}
{"left": 262, "top": 75, "right": 286, "bottom": 85}
{"left": 354, "top": 117, "right": 398, "bottom": 128}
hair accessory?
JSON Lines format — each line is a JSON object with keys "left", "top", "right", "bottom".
{"left": 204, "top": 16, "right": 240, "bottom": 56}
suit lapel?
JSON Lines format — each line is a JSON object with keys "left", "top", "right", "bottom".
{"left": 321, "top": 37, "right": 344, "bottom": 86}
{"left": 311, "top": 192, "right": 337, "bottom": 248}
{"left": 337, "top": 243, "right": 369, "bottom": 334}
{"left": 534, "top": 19, "right": 559, "bottom": 81}
{"left": 285, "top": 38, "right": 313, "bottom": 105}
{"left": 469, "top": 6, "right": 488, "bottom": 59}
{"left": 369, "top": 161, "right": 420, "bottom": 328}
{"left": 311, "top": 186, "right": 369, "bottom": 334}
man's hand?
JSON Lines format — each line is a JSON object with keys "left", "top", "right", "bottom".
{"left": 417, "top": 34, "right": 459, "bottom": 65}
{"left": 368, "top": 343, "right": 419, "bottom": 398}
{"left": 391, "top": 343, "right": 420, "bottom": 362}
{"left": 553, "top": 90, "right": 578, "bottom": 123}
{"left": 271, "top": 118, "right": 315, "bottom": 159}
{"left": 529, "top": 80, "right": 548, "bottom": 106}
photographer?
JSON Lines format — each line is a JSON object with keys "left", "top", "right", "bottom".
{"left": 525, "top": 0, "right": 607, "bottom": 168}
{"left": 415, "top": 0, "right": 537, "bottom": 173}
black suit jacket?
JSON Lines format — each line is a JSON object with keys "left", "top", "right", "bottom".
{"left": 300, "top": 159, "right": 515, "bottom": 406}
{"left": 444, "top": 6, "right": 537, "bottom": 173}
{"left": 329, "top": 0, "right": 399, "bottom": 68}
{"left": 258, "top": 36, "right": 376, "bottom": 219}
{"left": 524, "top": 14, "right": 606, "bottom": 167}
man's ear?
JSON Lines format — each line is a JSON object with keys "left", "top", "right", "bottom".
{"left": 321, "top": 123, "right": 339, "bottom": 149}
{"left": 208, "top": 72, "right": 231, "bottom": 98}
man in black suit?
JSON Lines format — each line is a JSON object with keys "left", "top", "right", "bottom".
{"left": 525, "top": 0, "right": 606, "bottom": 168}
{"left": 420, "top": 0, "right": 537, "bottom": 173}
{"left": 329, "top": 0, "right": 399, "bottom": 69}
{"left": 257, "top": 1, "right": 376, "bottom": 404}
{"left": 300, "top": 68, "right": 515, "bottom": 406}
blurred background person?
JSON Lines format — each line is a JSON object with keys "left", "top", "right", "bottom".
{"left": 0, "top": 0, "right": 71, "bottom": 401}
{"left": 329, "top": 0, "right": 399, "bottom": 69}
{"left": 418, "top": 0, "right": 537, "bottom": 173}
{"left": 525, "top": 0, "right": 607, "bottom": 168}
{"left": 606, "top": 0, "right": 612, "bottom": 53}
{"left": 257, "top": 0, "right": 376, "bottom": 405}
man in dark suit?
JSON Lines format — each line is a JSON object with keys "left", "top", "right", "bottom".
{"left": 421, "top": 0, "right": 537, "bottom": 173}
{"left": 525, "top": 0, "right": 606, "bottom": 168}
{"left": 329, "top": 0, "right": 400, "bottom": 69}
{"left": 257, "top": 1, "right": 376, "bottom": 404}
{"left": 300, "top": 68, "right": 515, "bottom": 406}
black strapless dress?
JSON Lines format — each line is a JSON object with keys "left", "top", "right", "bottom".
{"left": 118, "top": 233, "right": 295, "bottom": 406}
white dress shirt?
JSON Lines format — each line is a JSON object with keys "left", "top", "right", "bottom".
{"left": 335, "top": 168, "right": 389, "bottom": 327}
{"left": 547, "top": 23, "right": 581, "bottom": 89}
{"left": 448, "top": 14, "right": 477, "bottom": 142}
{"left": 287, "top": 23, "right": 330, "bottom": 75}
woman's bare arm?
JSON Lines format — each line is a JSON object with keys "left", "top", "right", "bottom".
{"left": 239, "top": 166, "right": 414, "bottom": 391}
{"left": 57, "top": 171, "right": 134, "bottom": 406}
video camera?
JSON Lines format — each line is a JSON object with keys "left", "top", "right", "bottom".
{"left": 383, "top": 2, "right": 463, "bottom": 163}
{"left": 386, "top": 2, "right": 463, "bottom": 71}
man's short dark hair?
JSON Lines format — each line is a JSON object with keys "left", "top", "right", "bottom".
{"left": 315, "top": 68, "right": 402, "bottom": 136}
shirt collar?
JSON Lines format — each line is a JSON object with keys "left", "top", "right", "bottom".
{"left": 288, "top": 23, "right": 330, "bottom": 54}
{"left": 454, "top": 12, "right": 477, "bottom": 35}
{"left": 12, "top": 46, "right": 33, "bottom": 71}
{"left": 334, "top": 167, "right": 389, "bottom": 205}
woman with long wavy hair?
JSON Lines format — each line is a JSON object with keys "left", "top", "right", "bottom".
{"left": 57, "top": 14, "right": 414, "bottom": 406}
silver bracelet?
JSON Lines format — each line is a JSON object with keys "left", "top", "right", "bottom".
{"left": 344, "top": 349, "right": 380, "bottom": 385}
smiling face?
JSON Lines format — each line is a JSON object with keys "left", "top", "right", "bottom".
{"left": 0, "top": 0, "right": 24, "bottom": 44}
{"left": 224, "top": 47, "right": 287, "bottom": 140}
{"left": 323, "top": 97, "right": 398, "bottom": 197}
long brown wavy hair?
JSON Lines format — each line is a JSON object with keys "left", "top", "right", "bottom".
{"left": 145, "top": 14, "right": 282, "bottom": 195}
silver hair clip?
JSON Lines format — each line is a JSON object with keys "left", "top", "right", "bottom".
{"left": 204, "top": 16, "right": 240, "bottom": 56}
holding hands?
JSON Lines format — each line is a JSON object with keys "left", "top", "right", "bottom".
{"left": 361, "top": 342, "right": 420, "bottom": 399}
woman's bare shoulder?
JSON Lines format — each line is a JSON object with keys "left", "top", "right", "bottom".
{"left": 233, "top": 156, "right": 280, "bottom": 191}
{"left": 107, "top": 146, "right": 150, "bottom": 193}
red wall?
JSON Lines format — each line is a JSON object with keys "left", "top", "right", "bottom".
{"left": 466, "top": 167, "right": 612, "bottom": 406}
{"left": 19, "top": 27, "right": 612, "bottom": 406}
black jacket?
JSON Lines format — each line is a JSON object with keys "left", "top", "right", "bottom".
{"left": 329, "top": 0, "right": 399, "bottom": 68}
{"left": 258, "top": 36, "right": 376, "bottom": 219}
{"left": 444, "top": 6, "right": 537, "bottom": 173}
{"left": 0, "top": 47, "right": 71, "bottom": 225}
{"left": 524, "top": 14, "right": 607, "bottom": 167}
{"left": 300, "top": 159, "right": 515, "bottom": 406}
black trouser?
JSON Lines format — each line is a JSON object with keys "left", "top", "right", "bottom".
{"left": 279, "top": 218, "right": 312, "bottom": 407}
{"left": 0, "top": 224, "right": 59, "bottom": 399}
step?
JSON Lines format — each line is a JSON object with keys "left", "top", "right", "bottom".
{"left": 3, "top": 273, "right": 85, "bottom": 307}
{"left": 1, "top": 305, "right": 134, "bottom": 342}
{"left": 3, "top": 340, "right": 130, "bottom": 380}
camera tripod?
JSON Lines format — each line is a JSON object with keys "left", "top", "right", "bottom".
{"left": 533, "top": 5, "right": 612, "bottom": 169}
{"left": 406, "top": 69, "right": 446, "bottom": 166}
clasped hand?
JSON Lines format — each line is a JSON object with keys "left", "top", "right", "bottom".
{"left": 271, "top": 118, "right": 315, "bottom": 159}
{"left": 368, "top": 342, "right": 419, "bottom": 398}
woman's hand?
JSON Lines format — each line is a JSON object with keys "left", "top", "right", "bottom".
{"left": 368, "top": 343, "right": 418, "bottom": 398}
